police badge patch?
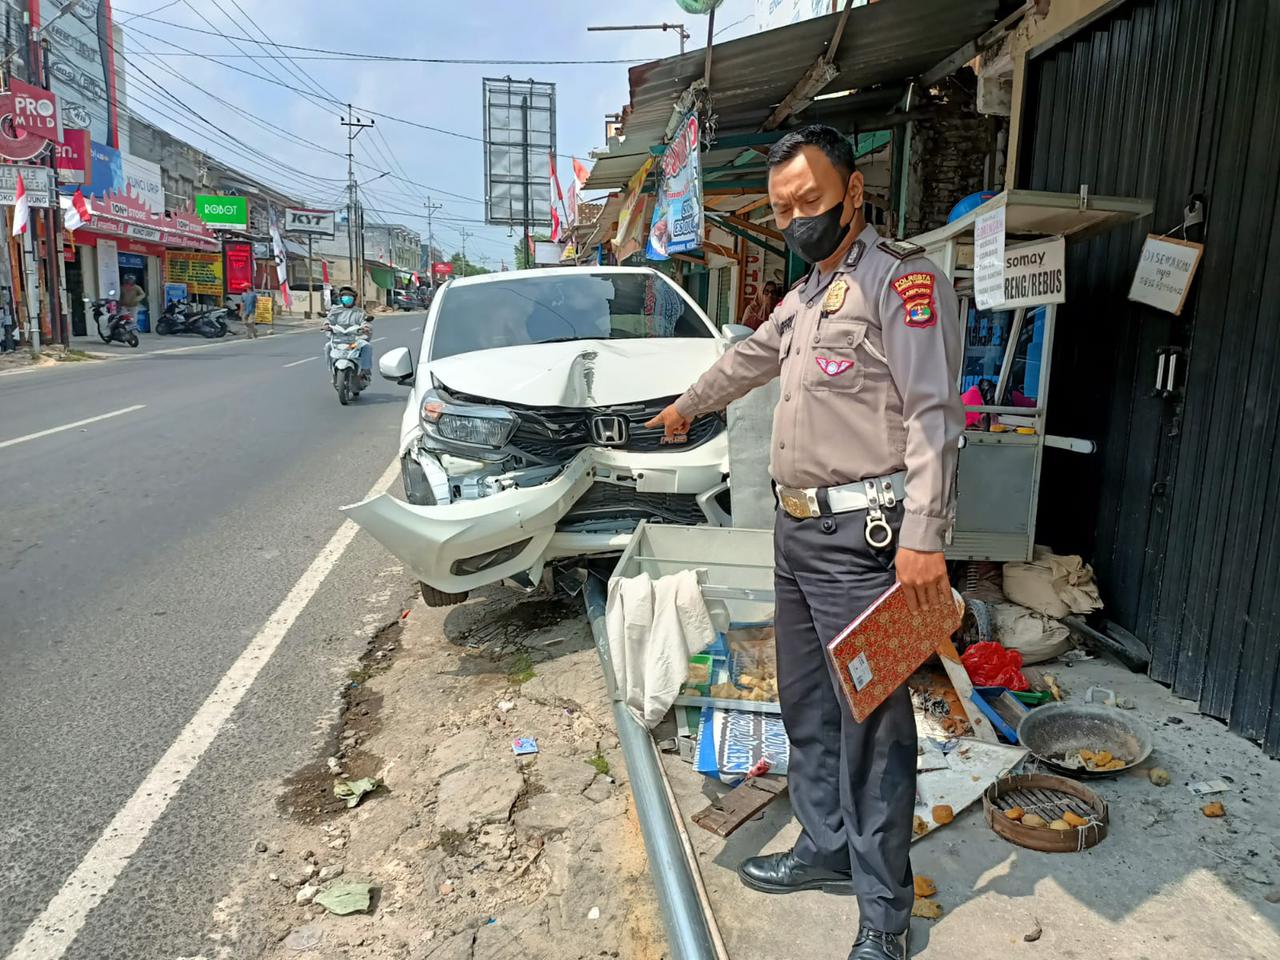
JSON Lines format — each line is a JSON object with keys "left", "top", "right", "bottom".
{"left": 823, "top": 278, "right": 848, "bottom": 313}
{"left": 891, "top": 272, "right": 937, "bottom": 328}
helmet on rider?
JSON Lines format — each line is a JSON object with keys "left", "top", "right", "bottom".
{"left": 338, "top": 285, "right": 357, "bottom": 308}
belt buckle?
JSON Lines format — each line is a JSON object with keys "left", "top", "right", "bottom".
{"left": 862, "top": 480, "right": 894, "bottom": 549}
{"left": 780, "top": 489, "right": 819, "bottom": 519}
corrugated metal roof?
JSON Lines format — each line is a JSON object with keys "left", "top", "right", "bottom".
{"left": 584, "top": 0, "right": 1000, "bottom": 191}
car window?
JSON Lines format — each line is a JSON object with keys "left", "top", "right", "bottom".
{"left": 429, "top": 272, "right": 713, "bottom": 360}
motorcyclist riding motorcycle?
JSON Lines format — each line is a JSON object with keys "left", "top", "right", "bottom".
{"left": 324, "top": 285, "right": 373, "bottom": 376}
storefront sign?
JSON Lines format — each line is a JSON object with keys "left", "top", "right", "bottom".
{"left": 255, "top": 296, "right": 273, "bottom": 324}
{"left": 1128, "top": 234, "right": 1204, "bottom": 316}
{"left": 165, "top": 250, "right": 224, "bottom": 296}
{"left": 431, "top": 261, "right": 453, "bottom": 277}
{"left": 647, "top": 112, "right": 703, "bottom": 260}
{"left": 614, "top": 156, "right": 655, "bottom": 260}
{"left": 97, "top": 237, "right": 120, "bottom": 298}
{"left": 123, "top": 154, "right": 164, "bottom": 214}
{"left": 224, "top": 240, "right": 254, "bottom": 294}
{"left": 1001, "top": 237, "right": 1066, "bottom": 309}
{"left": 165, "top": 282, "right": 188, "bottom": 305}
{"left": 973, "top": 199, "right": 1007, "bottom": 309}
{"left": 0, "top": 165, "right": 55, "bottom": 207}
{"left": 5, "top": 77, "right": 63, "bottom": 141}
{"left": 283, "top": 207, "right": 335, "bottom": 238}
{"left": 87, "top": 140, "right": 122, "bottom": 198}
{"left": 54, "top": 129, "right": 90, "bottom": 183}
{"left": 195, "top": 194, "right": 249, "bottom": 230}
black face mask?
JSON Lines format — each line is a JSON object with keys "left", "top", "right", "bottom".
{"left": 781, "top": 196, "right": 852, "bottom": 264}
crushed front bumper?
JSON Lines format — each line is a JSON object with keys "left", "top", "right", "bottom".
{"left": 342, "top": 444, "right": 727, "bottom": 595}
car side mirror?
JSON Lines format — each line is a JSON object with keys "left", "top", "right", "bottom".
{"left": 721, "top": 323, "right": 754, "bottom": 344}
{"left": 379, "top": 346, "right": 414, "bottom": 385}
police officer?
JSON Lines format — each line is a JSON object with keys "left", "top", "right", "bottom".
{"left": 647, "top": 125, "right": 962, "bottom": 960}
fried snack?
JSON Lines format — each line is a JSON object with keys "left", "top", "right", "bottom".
{"left": 913, "top": 876, "right": 937, "bottom": 897}
{"left": 1021, "top": 813, "right": 1047, "bottom": 828}
{"left": 1062, "top": 811, "right": 1089, "bottom": 828}
{"left": 1004, "top": 806, "right": 1026, "bottom": 821}
{"left": 1148, "top": 767, "right": 1171, "bottom": 786}
{"left": 912, "top": 815, "right": 929, "bottom": 836}
{"left": 1048, "top": 818, "right": 1071, "bottom": 830}
{"left": 931, "top": 804, "right": 955, "bottom": 825}
{"left": 1202, "top": 801, "right": 1226, "bottom": 818}
{"left": 911, "top": 898, "right": 943, "bottom": 920}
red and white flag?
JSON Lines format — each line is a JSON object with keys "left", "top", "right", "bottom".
{"left": 567, "top": 157, "right": 591, "bottom": 232}
{"left": 59, "top": 188, "right": 92, "bottom": 232}
{"left": 549, "top": 151, "right": 566, "bottom": 243}
{"left": 11, "top": 173, "right": 29, "bottom": 237}
{"left": 269, "top": 207, "right": 291, "bottom": 309}
{"left": 321, "top": 259, "right": 332, "bottom": 310}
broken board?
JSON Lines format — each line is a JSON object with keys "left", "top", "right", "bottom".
{"left": 692, "top": 775, "right": 788, "bottom": 837}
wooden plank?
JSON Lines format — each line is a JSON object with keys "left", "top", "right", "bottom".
{"left": 936, "top": 635, "right": 1001, "bottom": 744}
{"left": 691, "top": 776, "right": 788, "bottom": 838}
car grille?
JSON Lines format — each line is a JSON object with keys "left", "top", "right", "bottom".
{"left": 507, "top": 399, "right": 723, "bottom": 464}
{"left": 560, "top": 483, "right": 707, "bottom": 530}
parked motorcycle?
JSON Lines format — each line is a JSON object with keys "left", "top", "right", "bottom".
{"left": 325, "top": 320, "right": 372, "bottom": 405}
{"left": 93, "top": 298, "right": 139, "bottom": 348}
{"left": 157, "top": 300, "right": 228, "bottom": 338}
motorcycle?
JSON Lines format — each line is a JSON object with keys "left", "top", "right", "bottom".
{"left": 325, "top": 320, "right": 372, "bottom": 405}
{"left": 93, "top": 298, "right": 139, "bottom": 348}
{"left": 157, "top": 300, "right": 228, "bottom": 338}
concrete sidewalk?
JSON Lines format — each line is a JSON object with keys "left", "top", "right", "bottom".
{"left": 663, "top": 654, "right": 1280, "bottom": 959}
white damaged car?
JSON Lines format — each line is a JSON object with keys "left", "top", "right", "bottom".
{"left": 343, "top": 266, "right": 746, "bottom": 605}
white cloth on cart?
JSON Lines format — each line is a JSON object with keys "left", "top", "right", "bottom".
{"left": 605, "top": 570, "right": 716, "bottom": 728}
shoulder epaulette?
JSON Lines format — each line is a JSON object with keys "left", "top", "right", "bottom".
{"left": 789, "top": 274, "right": 807, "bottom": 292}
{"left": 879, "top": 239, "right": 925, "bottom": 261}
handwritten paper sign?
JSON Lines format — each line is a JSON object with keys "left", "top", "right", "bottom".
{"left": 973, "top": 199, "right": 1006, "bottom": 310}
{"left": 1128, "top": 234, "right": 1204, "bottom": 315}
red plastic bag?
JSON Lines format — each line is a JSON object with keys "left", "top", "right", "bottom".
{"left": 961, "top": 641, "right": 1029, "bottom": 692}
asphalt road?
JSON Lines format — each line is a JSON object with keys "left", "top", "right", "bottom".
{"left": 0, "top": 313, "right": 426, "bottom": 959}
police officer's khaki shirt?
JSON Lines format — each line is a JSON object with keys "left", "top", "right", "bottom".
{"left": 675, "top": 224, "right": 964, "bottom": 553}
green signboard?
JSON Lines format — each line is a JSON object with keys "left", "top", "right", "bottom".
{"left": 195, "top": 194, "right": 248, "bottom": 230}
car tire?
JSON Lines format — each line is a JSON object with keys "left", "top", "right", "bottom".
{"left": 420, "top": 581, "right": 469, "bottom": 607}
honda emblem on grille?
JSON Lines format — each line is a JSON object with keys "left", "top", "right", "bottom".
{"left": 591, "top": 415, "right": 629, "bottom": 446}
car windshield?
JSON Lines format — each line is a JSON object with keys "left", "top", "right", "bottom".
{"left": 429, "top": 272, "right": 713, "bottom": 360}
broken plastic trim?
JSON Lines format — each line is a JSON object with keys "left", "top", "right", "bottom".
{"left": 450, "top": 538, "right": 534, "bottom": 576}
{"left": 584, "top": 573, "right": 719, "bottom": 960}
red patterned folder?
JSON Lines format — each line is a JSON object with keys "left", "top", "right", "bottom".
{"left": 826, "top": 583, "right": 964, "bottom": 722}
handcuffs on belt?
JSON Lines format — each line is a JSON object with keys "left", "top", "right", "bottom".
{"left": 862, "top": 478, "right": 897, "bottom": 550}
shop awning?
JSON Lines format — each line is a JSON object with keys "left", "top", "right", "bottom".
{"left": 584, "top": 0, "right": 1001, "bottom": 192}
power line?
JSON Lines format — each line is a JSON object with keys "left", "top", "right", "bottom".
{"left": 112, "top": 8, "right": 645, "bottom": 64}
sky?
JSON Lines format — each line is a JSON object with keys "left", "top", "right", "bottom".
{"left": 111, "top": 0, "right": 762, "bottom": 269}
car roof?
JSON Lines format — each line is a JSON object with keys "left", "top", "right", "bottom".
{"left": 446, "top": 265, "right": 670, "bottom": 288}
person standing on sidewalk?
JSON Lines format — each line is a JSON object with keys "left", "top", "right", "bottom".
{"left": 646, "top": 124, "right": 963, "bottom": 960}
{"left": 0, "top": 289, "right": 14, "bottom": 352}
{"left": 241, "top": 288, "right": 259, "bottom": 339}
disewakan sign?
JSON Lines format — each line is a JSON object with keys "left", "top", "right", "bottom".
{"left": 1128, "top": 234, "right": 1204, "bottom": 315}
{"left": 283, "top": 207, "right": 335, "bottom": 238}
{"left": 195, "top": 194, "right": 249, "bottom": 230}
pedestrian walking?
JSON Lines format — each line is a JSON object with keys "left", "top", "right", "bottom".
{"left": 647, "top": 124, "right": 963, "bottom": 960}
{"left": 0, "top": 289, "right": 14, "bottom": 353}
{"left": 241, "top": 288, "right": 259, "bottom": 339}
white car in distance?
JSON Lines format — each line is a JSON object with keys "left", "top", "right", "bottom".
{"left": 343, "top": 266, "right": 750, "bottom": 606}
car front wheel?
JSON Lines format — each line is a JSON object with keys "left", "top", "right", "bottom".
{"left": 420, "top": 581, "right": 469, "bottom": 607}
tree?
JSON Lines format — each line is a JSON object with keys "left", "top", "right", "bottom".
{"left": 514, "top": 232, "right": 551, "bottom": 270}
{"left": 449, "top": 252, "right": 490, "bottom": 277}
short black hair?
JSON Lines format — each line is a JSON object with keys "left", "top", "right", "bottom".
{"left": 767, "top": 124, "right": 856, "bottom": 180}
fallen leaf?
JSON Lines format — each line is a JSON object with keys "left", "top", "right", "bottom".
{"left": 1202, "top": 801, "right": 1226, "bottom": 818}
{"left": 911, "top": 897, "right": 943, "bottom": 920}
{"left": 913, "top": 876, "right": 937, "bottom": 897}
{"left": 333, "top": 777, "right": 381, "bottom": 809}
{"left": 315, "top": 880, "right": 375, "bottom": 916}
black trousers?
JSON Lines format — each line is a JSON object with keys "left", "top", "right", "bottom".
{"left": 773, "top": 505, "right": 916, "bottom": 934}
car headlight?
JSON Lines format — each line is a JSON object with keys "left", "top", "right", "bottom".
{"left": 420, "top": 389, "right": 518, "bottom": 449}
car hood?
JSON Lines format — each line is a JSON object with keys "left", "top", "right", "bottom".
{"left": 427, "top": 338, "right": 726, "bottom": 407}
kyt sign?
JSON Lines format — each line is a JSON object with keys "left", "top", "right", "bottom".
{"left": 195, "top": 194, "right": 249, "bottom": 231}
{"left": 283, "top": 208, "right": 335, "bottom": 238}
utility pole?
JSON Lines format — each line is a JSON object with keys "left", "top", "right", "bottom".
{"left": 340, "top": 104, "right": 373, "bottom": 305}
{"left": 423, "top": 195, "right": 441, "bottom": 287}
{"left": 587, "top": 23, "right": 690, "bottom": 54}
{"left": 521, "top": 94, "right": 531, "bottom": 270}
{"left": 457, "top": 228, "right": 472, "bottom": 275}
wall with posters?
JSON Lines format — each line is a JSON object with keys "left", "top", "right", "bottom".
{"left": 164, "top": 251, "right": 223, "bottom": 296}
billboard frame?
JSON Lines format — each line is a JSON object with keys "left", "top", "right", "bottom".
{"left": 482, "top": 77, "right": 555, "bottom": 231}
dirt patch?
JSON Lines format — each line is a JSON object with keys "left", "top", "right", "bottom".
{"left": 445, "top": 592, "right": 581, "bottom": 652}
{"left": 277, "top": 616, "right": 406, "bottom": 825}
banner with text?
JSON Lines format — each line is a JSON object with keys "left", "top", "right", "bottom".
{"left": 283, "top": 207, "right": 335, "bottom": 238}
{"left": 1001, "top": 237, "right": 1066, "bottom": 309}
{"left": 165, "top": 251, "right": 224, "bottom": 296}
{"left": 646, "top": 112, "right": 703, "bottom": 261}
{"left": 224, "top": 241, "right": 254, "bottom": 294}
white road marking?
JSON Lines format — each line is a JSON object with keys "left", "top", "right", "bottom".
{"left": 4, "top": 458, "right": 401, "bottom": 960}
{"left": 282, "top": 356, "right": 318, "bottom": 368}
{"left": 410, "top": 326, "right": 420, "bottom": 331}
{"left": 372, "top": 337, "right": 387, "bottom": 343}
{"left": 0, "top": 405, "right": 146, "bottom": 450}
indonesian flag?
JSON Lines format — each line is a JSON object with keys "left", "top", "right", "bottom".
{"left": 59, "top": 188, "right": 92, "bottom": 232}
{"left": 321, "top": 259, "right": 332, "bottom": 310}
{"left": 567, "top": 157, "right": 590, "bottom": 232}
{"left": 269, "top": 207, "right": 291, "bottom": 309}
{"left": 11, "top": 173, "right": 29, "bottom": 237}
{"left": 411, "top": 271, "right": 420, "bottom": 286}
{"left": 549, "top": 151, "right": 566, "bottom": 243}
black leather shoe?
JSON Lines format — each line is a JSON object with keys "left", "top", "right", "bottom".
{"left": 737, "top": 851, "right": 855, "bottom": 895}
{"left": 848, "top": 925, "right": 909, "bottom": 960}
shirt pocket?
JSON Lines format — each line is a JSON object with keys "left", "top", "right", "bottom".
{"left": 804, "top": 318, "right": 868, "bottom": 393}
